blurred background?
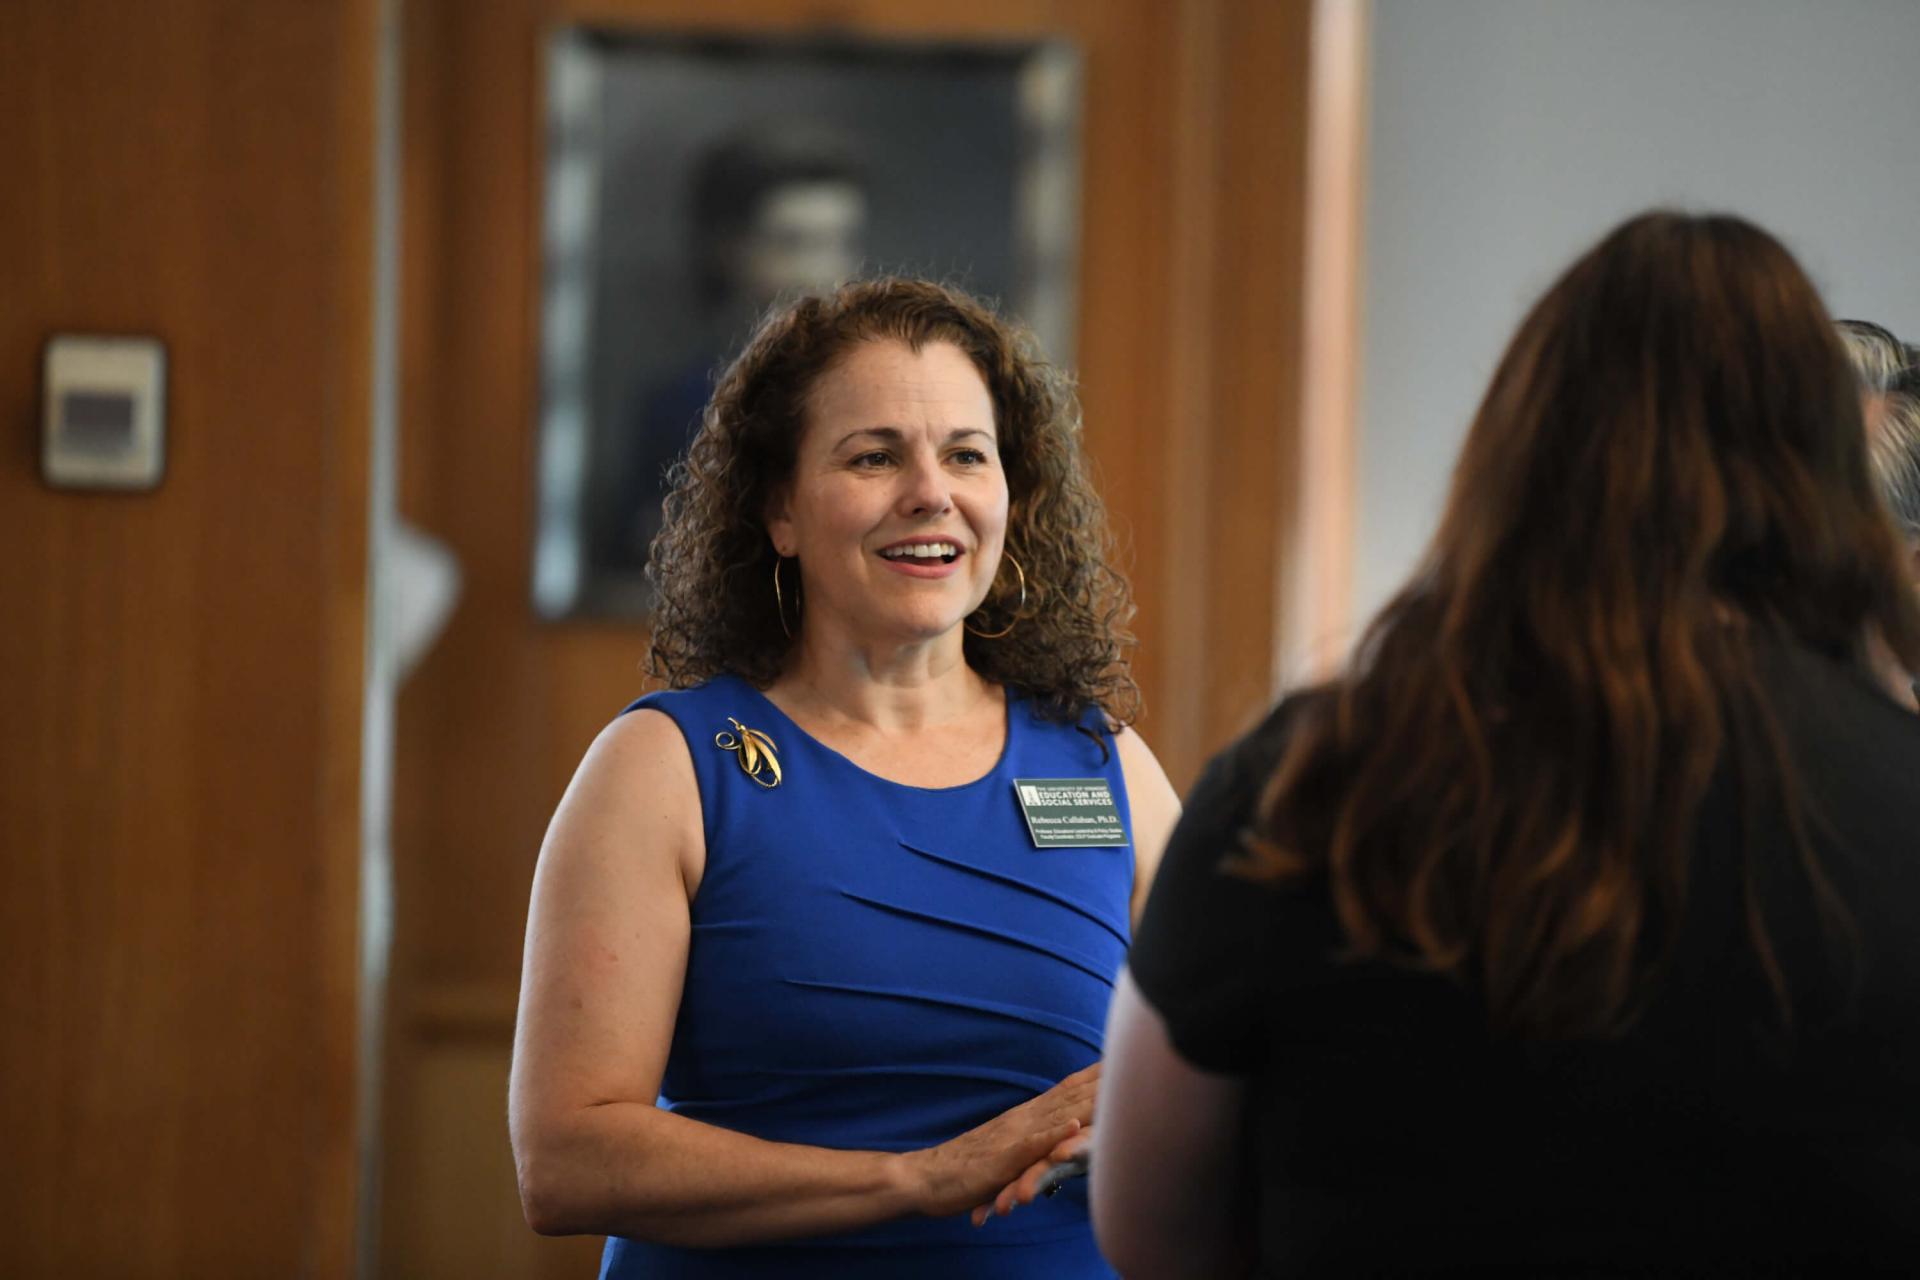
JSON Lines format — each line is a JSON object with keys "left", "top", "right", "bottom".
{"left": 3, "top": 1, "right": 1915, "bottom": 1276}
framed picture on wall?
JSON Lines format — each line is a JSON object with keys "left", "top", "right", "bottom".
{"left": 531, "top": 26, "right": 1084, "bottom": 619}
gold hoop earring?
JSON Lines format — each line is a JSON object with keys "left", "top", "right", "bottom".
{"left": 964, "top": 552, "right": 1027, "bottom": 640}
{"left": 772, "top": 555, "right": 798, "bottom": 639}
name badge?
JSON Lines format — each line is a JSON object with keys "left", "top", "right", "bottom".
{"left": 1013, "top": 777, "right": 1128, "bottom": 849}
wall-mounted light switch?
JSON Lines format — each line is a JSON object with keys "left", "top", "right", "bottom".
{"left": 42, "top": 335, "right": 168, "bottom": 491}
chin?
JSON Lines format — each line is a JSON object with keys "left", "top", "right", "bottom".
{"left": 884, "top": 609, "right": 967, "bottom": 643}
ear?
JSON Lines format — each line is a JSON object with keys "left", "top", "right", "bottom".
{"left": 764, "top": 485, "right": 795, "bottom": 559}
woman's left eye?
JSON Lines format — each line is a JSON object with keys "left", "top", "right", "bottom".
{"left": 951, "top": 449, "right": 989, "bottom": 466}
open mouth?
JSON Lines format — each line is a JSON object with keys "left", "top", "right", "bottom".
{"left": 878, "top": 541, "right": 961, "bottom": 566}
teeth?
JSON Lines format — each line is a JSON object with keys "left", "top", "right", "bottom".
{"left": 881, "top": 542, "right": 958, "bottom": 560}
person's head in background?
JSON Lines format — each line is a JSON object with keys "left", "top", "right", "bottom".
{"left": 690, "top": 124, "right": 869, "bottom": 330}
{"left": 1837, "top": 319, "right": 1920, "bottom": 577}
{"left": 1247, "top": 211, "right": 1920, "bottom": 1037}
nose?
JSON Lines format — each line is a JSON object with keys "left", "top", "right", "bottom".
{"left": 896, "top": 452, "right": 953, "bottom": 519}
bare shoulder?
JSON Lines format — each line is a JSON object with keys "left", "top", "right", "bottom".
{"left": 585, "top": 704, "right": 697, "bottom": 790}
{"left": 556, "top": 707, "right": 703, "bottom": 890}
{"left": 1113, "top": 727, "right": 1181, "bottom": 922}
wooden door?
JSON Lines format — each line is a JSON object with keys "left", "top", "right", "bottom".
{"left": 0, "top": 2, "right": 376, "bottom": 1274}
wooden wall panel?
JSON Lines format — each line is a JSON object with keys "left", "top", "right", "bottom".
{"left": 383, "top": 2, "right": 1313, "bottom": 1275}
{"left": 1287, "top": 0, "right": 1369, "bottom": 681}
{"left": 1204, "top": 0, "right": 1312, "bottom": 742}
{"left": 384, "top": 1033, "right": 553, "bottom": 1277}
{"left": 0, "top": 2, "right": 375, "bottom": 1275}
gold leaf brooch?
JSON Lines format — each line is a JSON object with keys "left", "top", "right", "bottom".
{"left": 714, "top": 718, "right": 782, "bottom": 788}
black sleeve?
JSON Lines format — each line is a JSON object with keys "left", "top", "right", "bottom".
{"left": 1127, "top": 697, "right": 1321, "bottom": 1074}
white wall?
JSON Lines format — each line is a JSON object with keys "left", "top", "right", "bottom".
{"left": 1354, "top": 0, "right": 1920, "bottom": 633}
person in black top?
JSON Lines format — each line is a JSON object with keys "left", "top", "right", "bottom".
{"left": 1093, "top": 211, "right": 1920, "bottom": 1277}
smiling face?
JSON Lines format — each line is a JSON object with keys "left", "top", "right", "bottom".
{"left": 766, "top": 338, "right": 1009, "bottom": 648}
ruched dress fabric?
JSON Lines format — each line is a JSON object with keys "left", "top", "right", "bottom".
{"left": 599, "top": 675, "right": 1133, "bottom": 1279}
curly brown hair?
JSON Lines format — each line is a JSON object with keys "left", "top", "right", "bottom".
{"left": 646, "top": 277, "right": 1140, "bottom": 728}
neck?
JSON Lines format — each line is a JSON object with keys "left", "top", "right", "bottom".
{"left": 777, "top": 623, "right": 988, "bottom": 733}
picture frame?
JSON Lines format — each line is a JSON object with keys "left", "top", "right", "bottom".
{"left": 530, "top": 25, "right": 1083, "bottom": 619}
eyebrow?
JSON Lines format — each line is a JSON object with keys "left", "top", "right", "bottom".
{"left": 832, "top": 426, "right": 995, "bottom": 450}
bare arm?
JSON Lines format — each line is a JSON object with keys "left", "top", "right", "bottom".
{"left": 1091, "top": 970, "right": 1253, "bottom": 1279}
{"left": 508, "top": 709, "right": 1093, "bottom": 1246}
{"left": 1116, "top": 727, "right": 1181, "bottom": 927}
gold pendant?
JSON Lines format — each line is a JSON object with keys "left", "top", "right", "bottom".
{"left": 714, "top": 718, "right": 782, "bottom": 788}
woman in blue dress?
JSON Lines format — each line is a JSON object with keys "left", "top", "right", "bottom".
{"left": 510, "top": 278, "right": 1180, "bottom": 1278}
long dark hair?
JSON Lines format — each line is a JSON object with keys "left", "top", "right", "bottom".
{"left": 647, "top": 277, "right": 1139, "bottom": 727}
{"left": 1244, "top": 212, "right": 1920, "bottom": 1037}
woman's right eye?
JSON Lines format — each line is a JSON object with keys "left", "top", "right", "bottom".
{"left": 852, "top": 451, "right": 894, "bottom": 468}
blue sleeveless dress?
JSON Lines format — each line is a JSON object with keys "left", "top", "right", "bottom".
{"left": 599, "top": 674, "right": 1133, "bottom": 1279}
